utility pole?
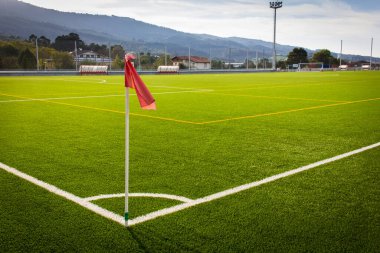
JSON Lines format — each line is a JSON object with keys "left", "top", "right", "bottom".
{"left": 75, "top": 40, "right": 78, "bottom": 71}
{"left": 263, "top": 48, "right": 266, "bottom": 69}
{"left": 340, "top": 40, "right": 343, "bottom": 66}
{"left": 164, "top": 46, "right": 167, "bottom": 66}
{"left": 246, "top": 49, "right": 249, "bottom": 70}
{"left": 108, "top": 42, "right": 112, "bottom": 71}
{"left": 270, "top": 1, "right": 283, "bottom": 70}
{"left": 138, "top": 52, "right": 141, "bottom": 71}
{"left": 35, "top": 38, "right": 39, "bottom": 71}
{"left": 256, "top": 51, "right": 258, "bottom": 70}
{"left": 370, "top": 37, "right": 373, "bottom": 70}
{"left": 209, "top": 48, "right": 212, "bottom": 70}
{"left": 188, "top": 47, "right": 191, "bottom": 71}
{"left": 229, "top": 47, "right": 231, "bottom": 70}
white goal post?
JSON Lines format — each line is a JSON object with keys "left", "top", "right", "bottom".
{"left": 79, "top": 65, "right": 108, "bottom": 75}
{"left": 298, "top": 62, "right": 324, "bottom": 72}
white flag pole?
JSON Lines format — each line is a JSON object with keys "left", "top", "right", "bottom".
{"left": 125, "top": 75, "right": 130, "bottom": 227}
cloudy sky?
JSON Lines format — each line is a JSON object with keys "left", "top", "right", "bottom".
{"left": 21, "top": 0, "right": 380, "bottom": 57}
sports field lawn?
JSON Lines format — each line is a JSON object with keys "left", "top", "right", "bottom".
{"left": 1, "top": 71, "right": 379, "bottom": 252}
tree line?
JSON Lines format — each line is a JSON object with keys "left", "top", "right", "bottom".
{"left": 0, "top": 33, "right": 177, "bottom": 70}
{"left": 0, "top": 33, "right": 128, "bottom": 70}
{"left": 284, "top": 47, "right": 340, "bottom": 68}
{"left": 0, "top": 32, "right": 364, "bottom": 70}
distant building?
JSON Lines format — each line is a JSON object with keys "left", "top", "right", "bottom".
{"left": 172, "top": 56, "right": 210, "bottom": 70}
{"left": 71, "top": 50, "right": 111, "bottom": 64}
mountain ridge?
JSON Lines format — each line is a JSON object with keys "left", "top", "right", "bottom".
{"left": 0, "top": 0, "right": 375, "bottom": 62}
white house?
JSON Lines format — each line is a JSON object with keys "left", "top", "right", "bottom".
{"left": 172, "top": 56, "right": 210, "bottom": 70}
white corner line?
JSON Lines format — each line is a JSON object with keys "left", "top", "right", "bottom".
{"left": 0, "top": 162, "right": 125, "bottom": 226}
{"left": 127, "top": 142, "right": 380, "bottom": 226}
{"left": 84, "top": 193, "right": 193, "bottom": 203}
{"left": 1, "top": 142, "right": 379, "bottom": 227}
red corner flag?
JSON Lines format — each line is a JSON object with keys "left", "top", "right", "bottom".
{"left": 124, "top": 54, "right": 156, "bottom": 110}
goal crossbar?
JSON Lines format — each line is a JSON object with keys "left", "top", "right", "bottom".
{"left": 79, "top": 65, "right": 108, "bottom": 75}
{"left": 298, "top": 62, "right": 324, "bottom": 72}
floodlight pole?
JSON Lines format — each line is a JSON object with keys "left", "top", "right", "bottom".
{"left": 270, "top": 1, "right": 282, "bottom": 71}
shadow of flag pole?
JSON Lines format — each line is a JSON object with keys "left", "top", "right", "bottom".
{"left": 124, "top": 53, "right": 156, "bottom": 227}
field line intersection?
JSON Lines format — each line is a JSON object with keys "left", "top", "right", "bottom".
{"left": 1, "top": 142, "right": 379, "bottom": 226}
{"left": 1, "top": 92, "right": 379, "bottom": 125}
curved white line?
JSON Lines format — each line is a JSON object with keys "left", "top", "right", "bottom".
{"left": 83, "top": 193, "right": 193, "bottom": 203}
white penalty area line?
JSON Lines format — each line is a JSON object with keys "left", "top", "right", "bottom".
{"left": 1, "top": 142, "right": 379, "bottom": 227}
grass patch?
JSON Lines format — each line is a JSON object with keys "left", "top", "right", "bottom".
{"left": 1, "top": 71, "right": 379, "bottom": 251}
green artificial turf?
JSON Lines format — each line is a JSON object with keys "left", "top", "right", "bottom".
{"left": 1, "top": 71, "right": 379, "bottom": 252}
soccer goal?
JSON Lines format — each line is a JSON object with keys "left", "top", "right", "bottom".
{"left": 79, "top": 65, "right": 108, "bottom": 75}
{"left": 157, "top": 65, "right": 179, "bottom": 73}
{"left": 298, "top": 62, "right": 324, "bottom": 72}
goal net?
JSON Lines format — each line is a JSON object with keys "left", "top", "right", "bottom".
{"left": 157, "top": 65, "right": 179, "bottom": 73}
{"left": 298, "top": 62, "right": 324, "bottom": 72}
{"left": 79, "top": 65, "right": 108, "bottom": 75}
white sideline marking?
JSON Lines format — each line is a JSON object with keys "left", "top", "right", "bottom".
{"left": 0, "top": 90, "right": 213, "bottom": 103}
{"left": 84, "top": 193, "right": 193, "bottom": 203}
{"left": 1, "top": 142, "right": 379, "bottom": 227}
{"left": 128, "top": 142, "right": 380, "bottom": 226}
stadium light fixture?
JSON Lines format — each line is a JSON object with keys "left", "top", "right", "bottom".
{"left": 269, "top": 1, "right": 283, "bottom": 70}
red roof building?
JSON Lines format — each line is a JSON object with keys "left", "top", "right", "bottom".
{"left": 172, "top": 56, "right": 210, "bottom": 70}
